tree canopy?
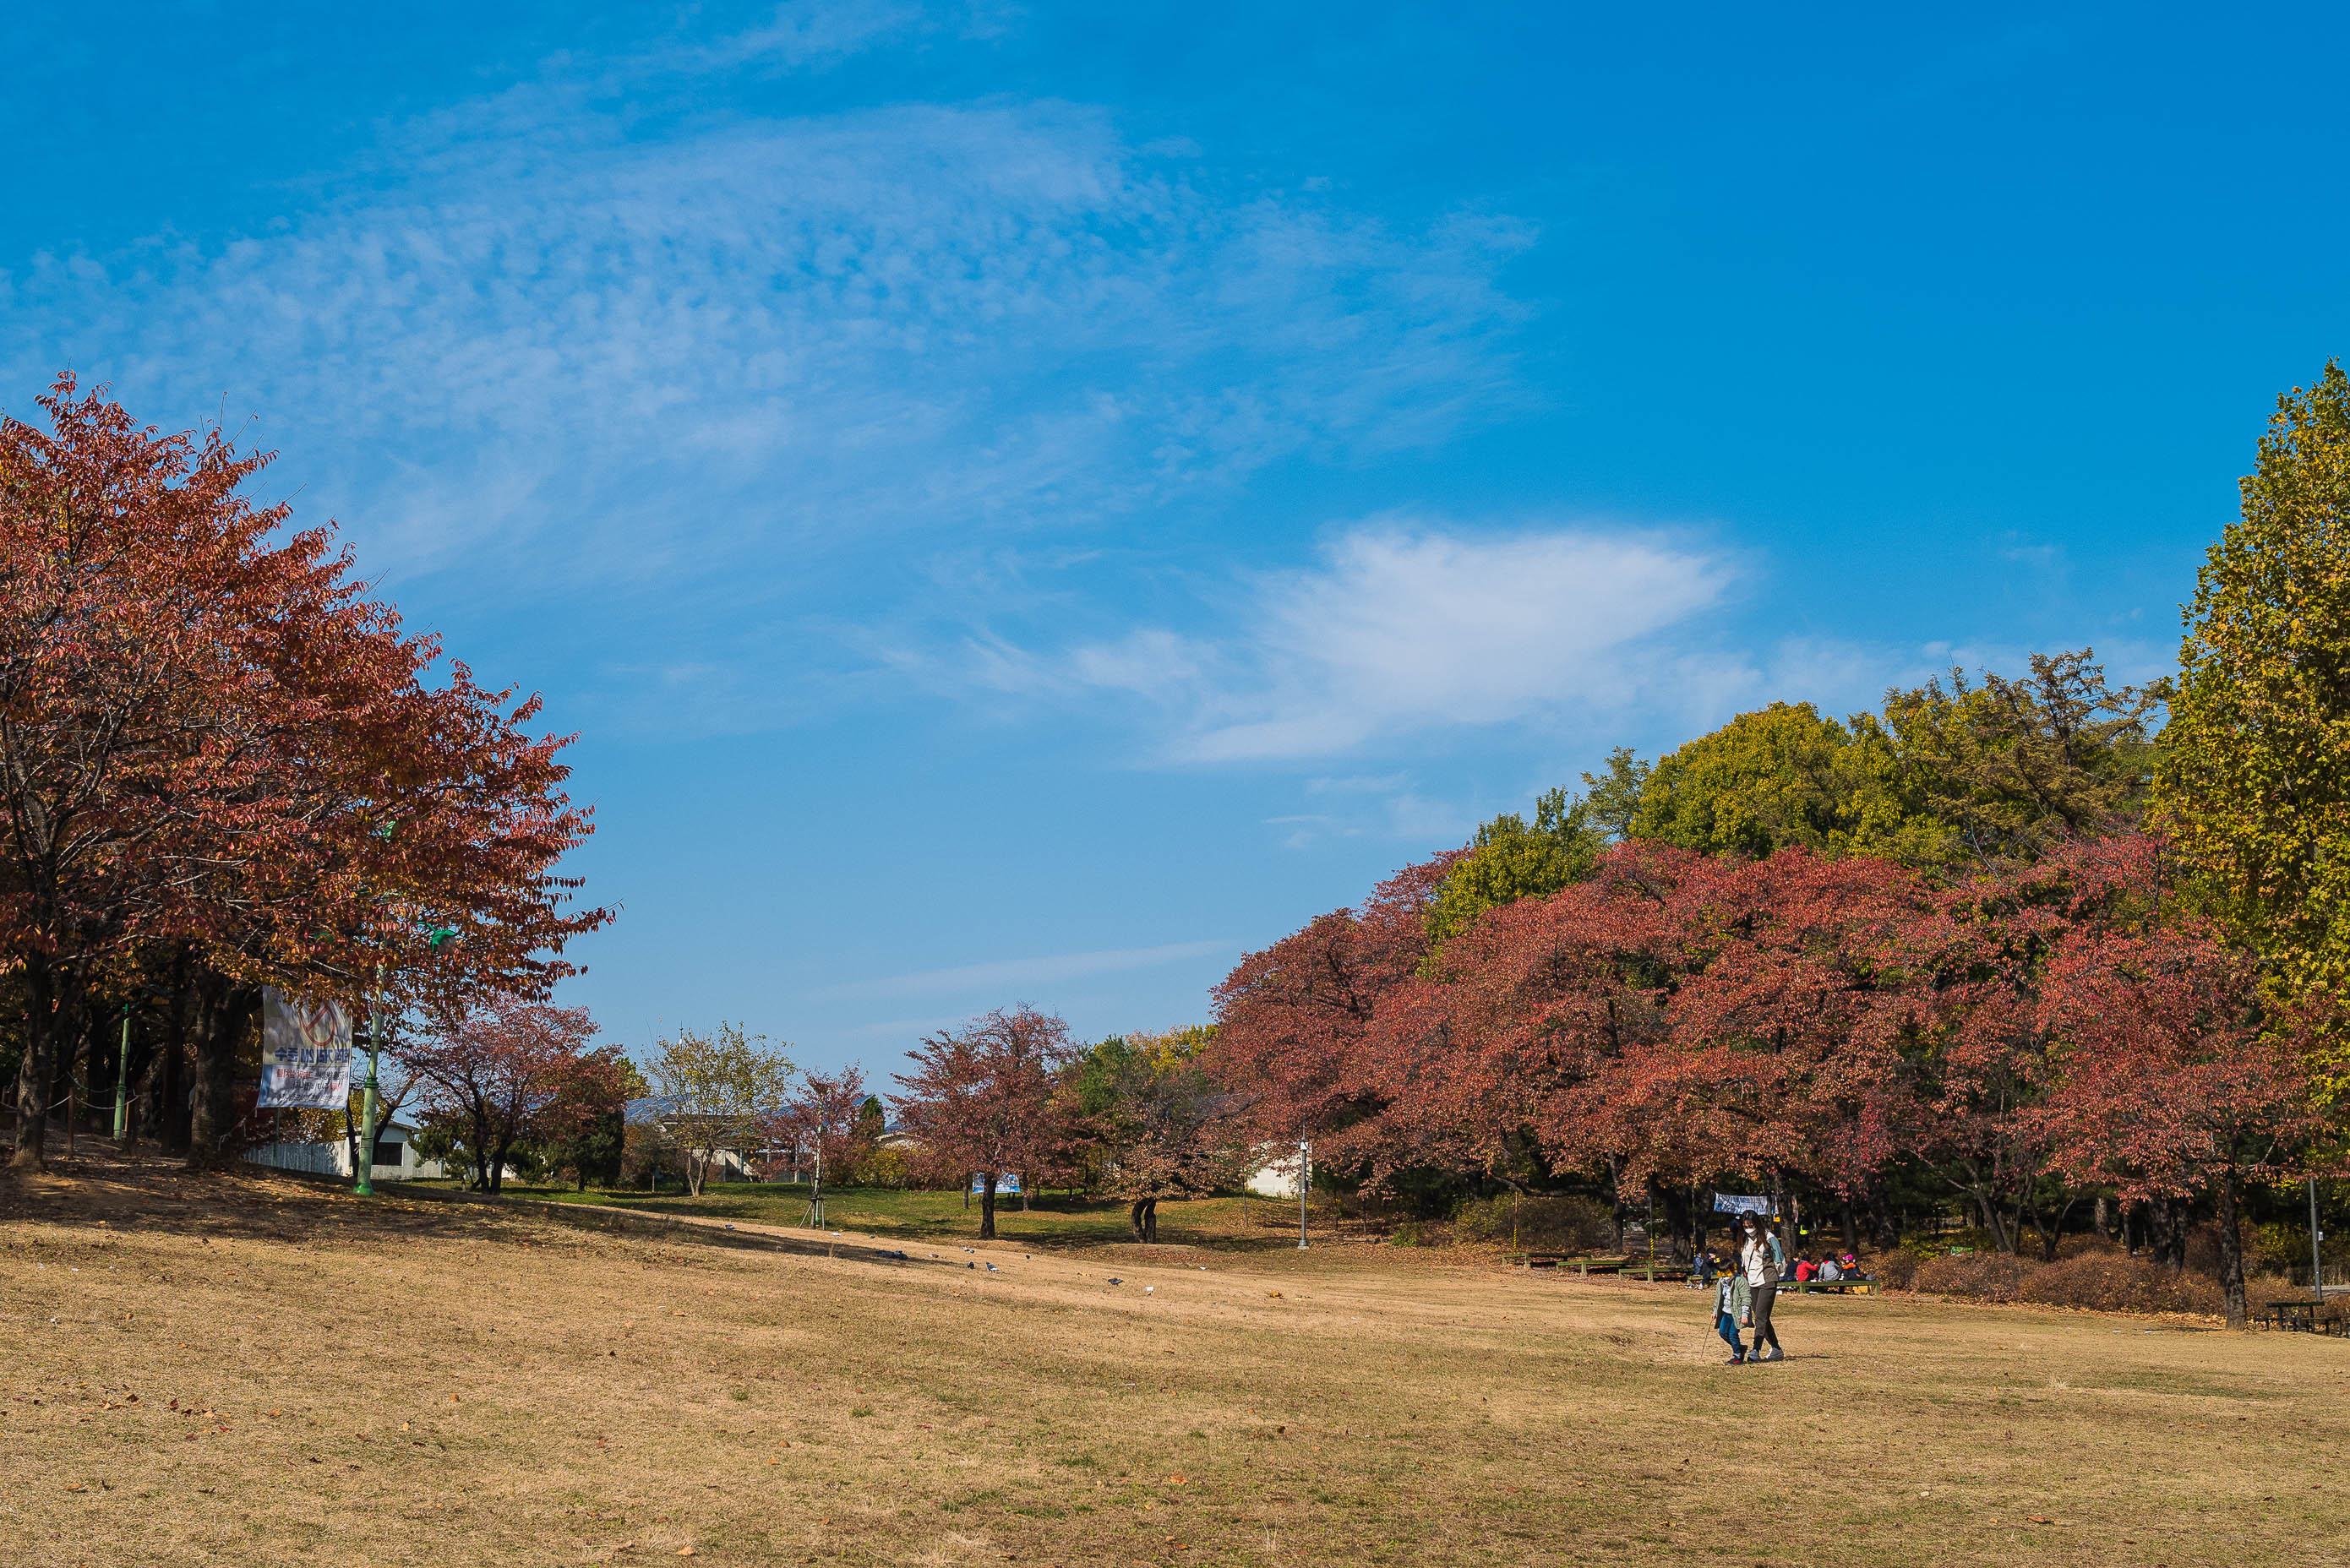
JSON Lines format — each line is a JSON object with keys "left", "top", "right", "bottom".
{"left": 2157, "top": 360, "right": 2350, "bottom": 1061}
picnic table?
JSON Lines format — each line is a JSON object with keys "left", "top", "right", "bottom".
{"left": 1504, "top": 1253, "right": 1690, "bottom": 1282}
{"left": 2260, "top": 1299, "right": 2324, "bottom": 1332}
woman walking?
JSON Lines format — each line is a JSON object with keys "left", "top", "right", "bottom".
{"left": 1737, "top": 1212, "right": 1786, "bottom": 1363}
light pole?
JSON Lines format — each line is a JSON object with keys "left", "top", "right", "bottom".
{"left": 353, "top": 919, "right": 453, "bottom": 1200}
{"left": 1296, "top": 1139, "right": 1311, "bottom": 1250}
{"left": 2312, "top": 1176, "right": 2326, "bottom": 1307}
{"left": 805, "top": 1111, "right": 826, "bottom": 1228}
{"left": 110, "top": 1005, "right": 133, "bottom": 1142}
{"left": 355, "top": 965, "right": 384, "bottom": 1199}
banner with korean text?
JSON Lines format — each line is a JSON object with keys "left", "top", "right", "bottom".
{"left": 259, "top": 988, "right": 354, "bottom": 1109}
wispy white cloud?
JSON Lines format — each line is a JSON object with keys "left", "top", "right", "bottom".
{"left": 815, "top": 939, "right": 1235, "bottom": 1000}
{"left": 970, "top": 518, "right": 1743, "bottom": 761}
{"left": 0, "top": 72, "right": 1535, "bottom": 644}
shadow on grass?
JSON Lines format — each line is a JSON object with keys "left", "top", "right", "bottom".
{"left": 0, "top": 1143, "right": 941, "bottom": 1272}
{"left": 505, "top": 1182, "right": 1322, "bottom": 1254}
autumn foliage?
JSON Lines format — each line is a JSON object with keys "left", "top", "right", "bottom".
{"left": 0, "top": 375, "right": 608, "bottom": 1170}
{"left": 1208, "top": 830, "right": 2326, "bottom": 1326}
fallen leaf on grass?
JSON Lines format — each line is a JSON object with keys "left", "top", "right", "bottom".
{"left": 1167, "top": 1476, "right": 1187, "bottom": 1485}
{"left": 2029, "top": 1516, "right": 2054, "bottom": 1525}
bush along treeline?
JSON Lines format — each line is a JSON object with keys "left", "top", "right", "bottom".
{"left": 1202, "top": 362, "right": 2350, "bottom": 1330}
{"left": 0, "top": 376, "right": 609, "bottom": 1173}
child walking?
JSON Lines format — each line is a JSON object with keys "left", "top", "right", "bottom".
{"left": 1712, "top": 1268, "right": 1750, "bottom": 1364}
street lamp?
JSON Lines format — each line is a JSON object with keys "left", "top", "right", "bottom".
{"left": 112, "top": 1003, "right": 134, "bottom": 1144}
{"left": 1297, "top": 1139, "right": 1311, "bottom": 1250}
{"left": 355, "top": 918, "right": 455, "bottom": 1200}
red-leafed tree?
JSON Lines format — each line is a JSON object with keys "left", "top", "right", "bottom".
{"left": 1366, "top": 844, "right": 1929, "bottom": 1248}
{"left": 761, "top": 1065, "right": 876, "bottom": 1197}
{"left": 0, "top": 375, "right": 606, "bottom": 1170}
{"left": 401, "top": 995, "right": 602, "bottom": 1192}
{"left": 1613, "top": 850, "right": 1928, "bottom": 1201}
{"left": 1900, "top": 836, "right": 2170, "bottom": 1256}
{"left": 2036, "top": 918, "right": 2325, "bottom": 1326}
{"left": 893, "top": 1006, "right": 1072, "bottom": 1239}
{"left": 1207, "top": 857, "right": 1454, "bottom": 1177}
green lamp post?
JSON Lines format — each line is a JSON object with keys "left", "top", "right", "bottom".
{"left": 354, "top": 919, "right": 456, "bottom": 1200}
{"left": 112, "top": 1003, "right": 133, "bottom": 1144}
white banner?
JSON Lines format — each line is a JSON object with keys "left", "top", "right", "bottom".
{"left": 259, "top": 988, "right": 354, "bottom": 1109}
{"left": 1712, "top": 1193, "right": 1775, "bottom": 1216}
{"left": 970, "top": 1172, "right": 1022, "bottom": 1195}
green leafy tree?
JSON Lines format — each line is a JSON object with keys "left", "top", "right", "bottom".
{"left": 1426, "top": 788, "right": 1606, "bottom": 950}
{"left": 1630, "top": 700, "right": 1944, "bottom": 862}
{"left": 1072, "top": 1026, "right": 1245, "bottom": 1242}
{"left": 540, "top": 1050, "right": 643, "bottom": 1191}
{"left": 2157, "top": 361, "right": 2350, "bottom": 1077}
{"left": 646, "top": 1022, "right": 797, "bottom": 1196}
{"left": 1579, "top": 747, "right": 1652, "bottom": 841}
{"left": 1879, "top": 651, "right": 2166, "bottom": 869}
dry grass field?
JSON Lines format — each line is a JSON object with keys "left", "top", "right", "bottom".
{"left": 5, "top": 1156, "right": 2349, "bottom": 1567}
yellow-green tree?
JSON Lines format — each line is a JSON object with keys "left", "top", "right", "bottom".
{"left": 1630, "top": 700, "right": 1946, "bottom": 862}
{"left": 2157, "top": 362, "right": 2350, "bottom": 1060}
{"left": 1424, "top": 787, "right": 1606, "bottom": 950}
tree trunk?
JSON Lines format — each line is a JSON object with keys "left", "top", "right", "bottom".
{"left": 1130, "top": 1198, "right": 1150, "bottom": 1241}
{"left": 2146, "top": 1196, "right": 2190, "bottom": 1270}
{"left": 65, "top": 1010, "right": 92, "bottom": 1154}
{"left": 1145, "top": 1200, "right": 1159, "bottom": 1243}
{"left": 10, "top": 966, "right": 63, "bottom": 1171}
{"left": 1657, "top": 1181, "right": 1692, "bottom": 1262}
{"left": 980, "top": 1174, "right": 998, "bottom": 1240}
{"left": 2093, "top": 1193, "right": 2110, "bottom": 1240}
{"left": 186, "top": 978, "right": 258, "bottom": 1168}
{"left": 154, "top": 960, "right": 194, "bottom": 1157}
{"left": 2215, "top": 1171, "right": 2249, "bottom": 1330}
{"left": 1841, "top": 1195, "right": 1858, "bottom": 1253}
{"left": 1606, "top": 1156, "right": 1625, "bottom": 1250}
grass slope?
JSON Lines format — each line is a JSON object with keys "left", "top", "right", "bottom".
{"left": 4, "top": 1156, "right": 2348, "bottom": 1566}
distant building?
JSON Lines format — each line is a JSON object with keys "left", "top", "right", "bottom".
{"left": 1245, "top": 1142, "right": 1309, "bottom": 1200}
{"left": 245, "top": 1119, "right": 439, "bottom": 1182}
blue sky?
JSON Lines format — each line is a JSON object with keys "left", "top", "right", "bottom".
{"left": 7, "top": 3, "right": 2347, "bottom": 1075}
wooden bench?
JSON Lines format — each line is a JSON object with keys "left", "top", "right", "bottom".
{"left": 2261, "top": 1299, "right": 2323, "bottom": 1332}
{"left": 1508, "top": 1254, "right": 1708, "bottom": 1284}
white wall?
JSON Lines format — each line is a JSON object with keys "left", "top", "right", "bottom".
{"left": 244, "top": 1138, "right": 420, "bottom": 1183}
{"left": 1245, "top": 1143, "right": 1307, "bottom": 1200}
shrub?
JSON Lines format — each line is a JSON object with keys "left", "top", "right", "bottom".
{"left": 1867, "top": 1249, "right": 1920, "bottom": 1291}
{"left": 2015, "top": 1254, "right": 2222, "bottom": 1315}
{"left": 2053, "top": 1233, "right": 2122, "bottom": 1260}
{"left": 1900, "top": 1248, "right": 2229, "bottom": 1316}
{"left": 1453, "top": 1193, "right": 1613, "bottom": 1252}
{"left": 1913, "top": 1253, "right": 2032, "bottom": 1302}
